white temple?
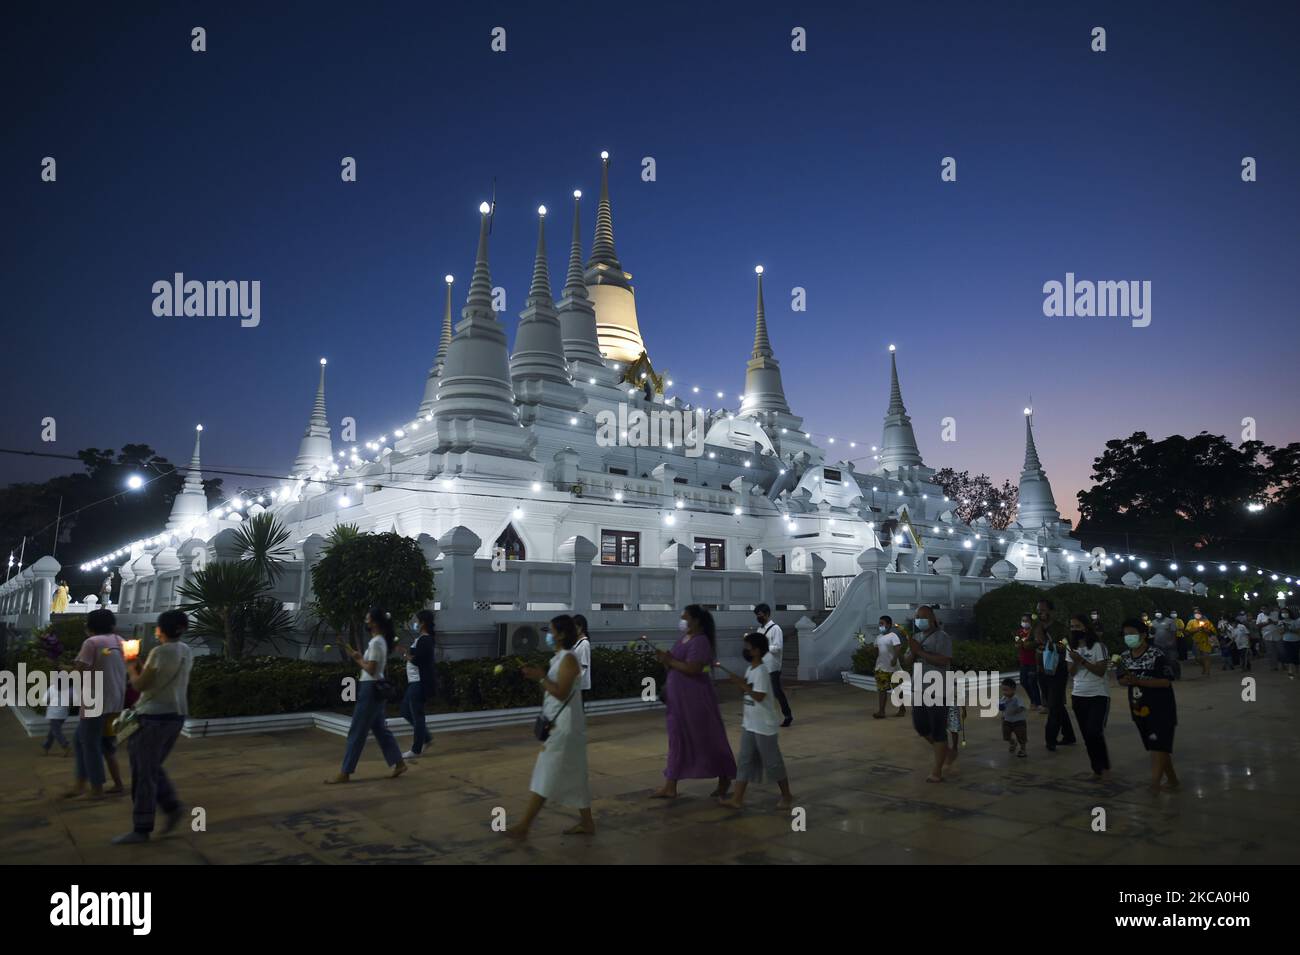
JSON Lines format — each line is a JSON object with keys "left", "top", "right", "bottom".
{"left": 4, "top": 151, "right": 1155, "bottom": 677}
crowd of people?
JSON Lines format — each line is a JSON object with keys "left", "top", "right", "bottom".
{"left": 41, "top": 594, "right": 1296, "bottom": 843}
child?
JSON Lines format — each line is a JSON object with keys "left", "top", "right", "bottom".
{"left": 41, "top": 677, "right": 74, "bottom": 756}
{"left": 718, "top": 632, "right": 794, "bottom": 810}
{"left": 1219, "top": 628, "right": 1236, "bottom": 670}
{"left": 999, "top": 678, "right": 1027, "bottom": 757}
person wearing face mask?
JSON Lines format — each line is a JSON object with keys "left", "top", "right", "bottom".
{"left": 1033, "top": 598, "right": 1076, "bottom": 751}
{"left": 399, "top": 609, "right": 436, "bottom": 761}
{"left": 326, "top": 608, "right": 407, "bottom": 784}
{"left": 1115, "top": 618, "right": 1179, "bottom": 794}
{"left": 1065, "top": 614, "right": 1110, "bottom": 780}
{"left": 718, "top": 631, "right": 794, "bottom": 810}
{"left": 572, "top": 614, "right": 593, "bottom": 708}
{"left": 1014, "top": 613, "right": 1042, "bottom": 712}
{"left": 650, "top": 605, "right": 736, "bottom": 799}
{"left": 508, "top": 614, "right": 594, "bottom": 839}
{"left": 906, "top": 605, "right": 954, "bottom": 783}
{"left": 753, "top": 603, "right": 792, "bottom": 727}
{"left": 1185, "top": 608, "right": 1216, "bottom": 677}
{"left": 872, "top": 615, "right": 905, "bottom": 719}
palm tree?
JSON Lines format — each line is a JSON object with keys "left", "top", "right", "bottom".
{"left": 177, "top": 561, "right": 270, "bottom": 658}
{"left": 232, "top": 512, "right": 293, "bottom": 585}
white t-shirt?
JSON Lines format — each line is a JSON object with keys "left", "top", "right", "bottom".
{"left": 1233, "top": 624, "right": 1251, "bottom": 649}
{"left": 572, "top": 637, "right": 592, "bottom": 691}
{"left": 742, "top": 664, "right": 780, "bottom": 736}
{"left": 1282, "top": 618, "right": 1300, "bottom": 643}
{"left": 1261, "top": 619, "right": 1283, "bottom": 642}
{"left": 875, "top": 630, "right": 902, "bottom": 672}
{"left": 405, "top": 635, "right": 423, "bottom": 683}
{"left": 760, "top": 620, "right": 784, "bottom": 674}
{"left": 360, "top": 635, "right": 387, "bottom": 682}
{"left": 1071, "top": 641, "right": 1109, "bottom": 697}
{"left": 1256, "top": 612, "right": 1270, "bottom": 628}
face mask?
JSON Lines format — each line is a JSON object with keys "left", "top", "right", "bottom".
{"left": 878, "top": 625, "right": 888, "bottom": 634}
{"left": 742, "top": 649, "right": 754, "bottom": 663}
{"left": 411, "top": 622, "right": 421, "bottom": 633}
{"left": 1194, "top": 613, "right": 1202, "bottom": 619}
{"left": 1155, "top": 613, "right": 1163, "bottom": 619}
{"left": 543, "top": 632, "right": 554, "bottom": 648}
{"left": 914, "top": 618, "right": 930, "bottom": 632}
{"left": 1124, "top": 633, "right": 1142, "bottom": 649}
{"left": 1020, "top": 619, "right": 1030, "bottom": 628}
{"left": 1090, "top": 613, "right": 1098, "bottom": 620}
{"left": 678, "top": 619, "right": 689, "bottom": 634}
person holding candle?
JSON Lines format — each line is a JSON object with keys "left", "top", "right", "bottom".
{"left": 651, "top": 604, "right": 736, "bottom": 799}
{"left": 1066, "top": 614, "right": 1111, "bottom": 780}
{"left": 1115, "top": 617, "right": 1179, "bottom": 795}
{"left": 1014, "top": 614, "right": 1042, "bottom": 711}
{"left": 112, "top": 610, "right": 194, "bottom": 844}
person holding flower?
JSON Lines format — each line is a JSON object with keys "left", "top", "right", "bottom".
{"left": 1014, "top": 613, "right": 1042, "bottom": 711}
{"left": 1066, "top": 614, "right": 1110, "bottom": 780}
{"left": 651, "top": 604, "right": 736, "bottom": 799}
{"left": 325, "top": 608, "right": 407, "bottom": 784}
{"left": 1116, "top": 617, "right": 1179, "bottom": 795}
{"left": 1033, "top": 598, "right": 1076, "bottom": 750}
{"left": 1185, "top": 608, "right": 1216, "bottom": 677}
{"left": 507, "top": 614, "right": 593, "bottom": 838}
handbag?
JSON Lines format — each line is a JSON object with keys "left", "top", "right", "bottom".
{"left": 112, "top": 708, "right": 140, "bottom": 742}
{"left": 1042, "top": 638, "right": 1060, "bottom": 675}
{"left": 373, "top": 678, "right": 399, "bottom": 703}
{"left": 533, "top": 688, "right": 576, "bottom": 742}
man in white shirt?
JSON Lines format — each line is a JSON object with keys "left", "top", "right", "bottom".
{"left": 754, "top": 603, "right": 792, "bottom": 727}
{"left": 873, "top": 615, "right": 905, "bottom": 719}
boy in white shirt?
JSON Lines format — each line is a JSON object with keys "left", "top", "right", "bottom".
{"left": 718, "top": 631, "right": 794, "bottom": 810}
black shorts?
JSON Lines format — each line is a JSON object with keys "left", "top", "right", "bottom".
{"left": 912, "top": 703, "right": 947, "bottom": 743}
{"left": 1284, "top": 642, "right": 1300, "bottom": 665}
{"left": 1133, "top": 716, "right": 1175, "bottom": 753}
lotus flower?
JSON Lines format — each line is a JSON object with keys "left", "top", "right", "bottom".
{"left": 493, "top": 664, "right": 504, "bottom": 675}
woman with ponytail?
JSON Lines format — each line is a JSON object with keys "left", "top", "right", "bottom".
{"left": 326, "top": 607, "right": 407, "bottom": 784}
{"left": 650, "top": 604, "right": 736, "bottom": 799}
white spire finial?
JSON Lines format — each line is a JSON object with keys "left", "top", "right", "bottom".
{"left": 479, "top": 201, "right": 491, "bottom": 215}
{"left": 444, "top": 274, "right": 454, "bottom": 284}
{"left": 319, "top": 357, "right": 327, "bottom": 366}
{"left": 755, "top": 264, "right": 764, "bottom": 274}
{"left": 600, "top": 150, "right": 609, "bottom": 161}
{"left": 195, "top": 424, "right": 203, "bottom": 432}
{"left": 573, "top": 189, "right": 582, "bottom": 199}
{"left": 538, "top": 205, "right": 547, "bottom": 217}
{"left": 888, "top": 343, "right": 896, "bottom": 352}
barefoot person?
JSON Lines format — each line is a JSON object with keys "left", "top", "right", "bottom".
{"left": 64, "top": 609, "right": 126, "bottom": 799}
{"left": 718, "top": 632, "right": 793, "bottom": 811}
{"left": 507, "top": 614, "right": 593, "bottom": 838}
{"left": 112, "top": 610, "right": 194, "bottom": 844}
{"left": 1116, "top": 617, "right": 1180, "bottom": 795}
{"left": 326, "top": 608, "right": 407, "bottom": 784}
{"left": 873, "top": 616, "right": 906, "bottom": 718}
{"left": 907, "top": 605, "right": 953, "bottom": 783}
{"left": 651, "top": 605, "right": 736, "bottom": 799}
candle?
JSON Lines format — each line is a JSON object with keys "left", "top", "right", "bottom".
{"left": 122, "top": 639, "right": 141, "bottom": 661}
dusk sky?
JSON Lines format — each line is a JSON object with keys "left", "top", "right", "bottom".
{"left": 5, "top": 1, "right": 1298, "bottom": 542}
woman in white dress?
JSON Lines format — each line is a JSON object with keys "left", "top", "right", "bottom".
{"left": 507, "top": 614, "right": 594, "bottom": 839}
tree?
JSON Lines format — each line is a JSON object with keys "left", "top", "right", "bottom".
{"left": 232, "top": 511, "right": 293, "bottom": 585}
{"left": 1076, "top": 431, "right": 1300, "bottom": 572}
{"left": 931, "top": 468, "right": 1018, "bottom": 529}
{"left": 310, "top": 531, "right": 435, "bottom": 652}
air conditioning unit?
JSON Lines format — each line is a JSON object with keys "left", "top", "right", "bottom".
{"left": 497, "top": 621, "right": 542, "bottom": 657}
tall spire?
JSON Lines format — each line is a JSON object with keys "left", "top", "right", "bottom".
{"left": 587, "top": 151, "right": 623, "bottom": 273}
{"left": 558, "top": 190, "right": 611, "bottom": 376}
{"left": 293, "top": 359, "right": 335, "bottom": 477}
{"left": 418, "top": 275, "right": 456, "bottom": 417}
{"left": 877, "top": 345, "right": 925, "bottom": 473}
{"left": 428, "top": 203, "right": 535, "bottom": 461}
{"left": 583, "top": 150, "right": 646, "bottom": 364}
{"left": 1017, "top": 408, "right": 1060, "bottom": 527}
{"left": 512, "top": 206, "right": 583, "bottom": 418}
{"left": 740, "top": 265, "right": 791, "bottom": 418}
{"left": 167, "top": 424, "right": 209, "bottom": 533}
{"left": 751, "top": 267, "right": 773, "bottom": 358}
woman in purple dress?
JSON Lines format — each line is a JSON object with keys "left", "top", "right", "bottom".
{"left": 651, "top": 604, "right": 736, "bottom": 799}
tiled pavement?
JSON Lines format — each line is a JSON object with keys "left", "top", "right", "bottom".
{"left": 2, "top": 668, "right": 1296, "bottom": 864}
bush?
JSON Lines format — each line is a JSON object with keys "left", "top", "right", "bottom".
{"left": 972, "top": 582, "right": 1046, "bottom": 644}
{"left": 185, "top": 645, "right": 668, "bottom": 719}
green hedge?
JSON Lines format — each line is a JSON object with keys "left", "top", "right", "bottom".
{"left": 851, "top": 638, "right": 1017, "bottom": 676}
{"left": 186, "top": 646, "right": 669, "bottom": 719}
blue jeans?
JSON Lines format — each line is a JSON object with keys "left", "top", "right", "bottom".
{"left": 129, "top": 714, "right": 184, "bottom": 833}
{"left": 74, "top": 712, "right": 108, "bottom": 787}
{"left": 44, "top": 718, "right": 68, "bottom": 750}
{"left": 399, "top": 682, "right": 430, "bottom": 754}
{"left": 341, "top": 681, "right": 403, "bottom": 774}
{"left": 1018, "top": 665, "right": 1041, "bottom": 707}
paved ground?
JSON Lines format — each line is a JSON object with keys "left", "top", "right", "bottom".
{"left": 2, "top": 666, "right": 1297, "bottom": 865}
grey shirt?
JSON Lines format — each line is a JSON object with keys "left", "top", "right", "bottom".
{"left": 914, "top": 626, "right": 952, "bottom": 676}
{"left": 134, "top": 641, "right": 193, "bottom": 717}
{"left": 1150, "top": 618, "right": 1177, "bottom": 651}
{"left": 1000, "top": 694, "right": 1027, "bottom": 723}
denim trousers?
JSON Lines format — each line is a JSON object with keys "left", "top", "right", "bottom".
{"left": 73, "top": 712, "right": 107, "bottom": 787}
{"left": 129, "top": 714, "right": 184, "bottom": 833}
{"left": 342, "top": 680, "right": 403, "bottom": 774}
{"left": 399, "top": 681, "right": 430, "bottom": 754}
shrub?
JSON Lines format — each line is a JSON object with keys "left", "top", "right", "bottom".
{"left": 971, "top": 581, "right": 1045, "bottom": 644}
{"left": 185, "top": 645, "right": 668, "bottom": 719}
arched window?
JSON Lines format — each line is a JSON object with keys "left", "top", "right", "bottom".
{"left": 495, "top": 524, "right": 526, "bottom": 561}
